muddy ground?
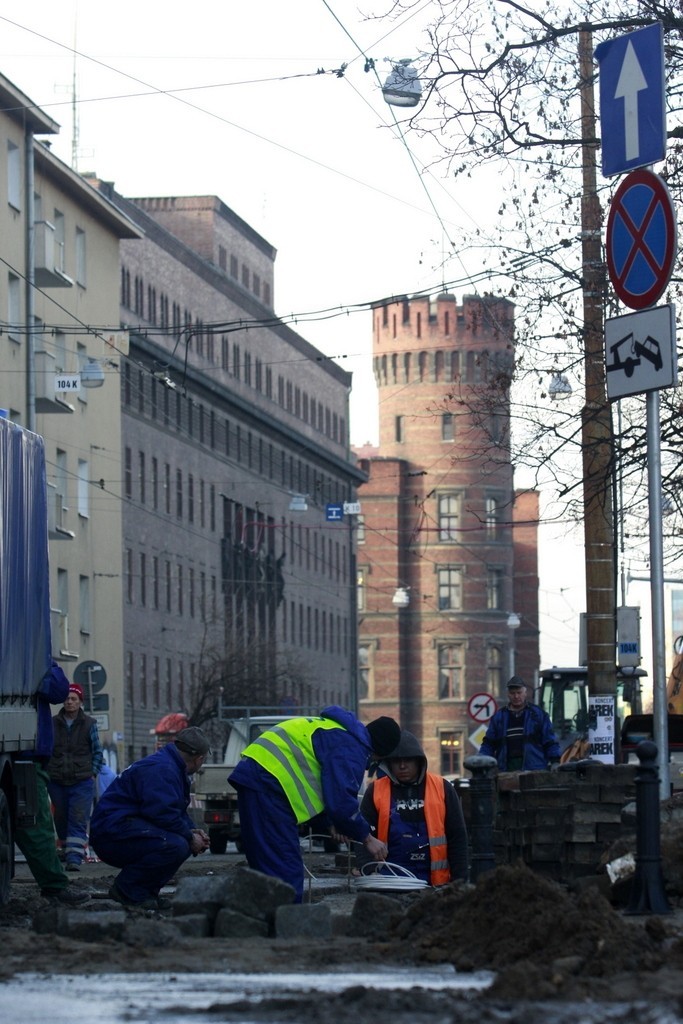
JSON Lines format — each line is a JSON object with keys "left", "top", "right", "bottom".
{"left": 3, "top": 841, "right": 683, "bottom": 1021}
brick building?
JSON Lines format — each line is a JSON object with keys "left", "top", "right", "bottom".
{"left": 355, "top": 292, "right": 539, "bottom": 776}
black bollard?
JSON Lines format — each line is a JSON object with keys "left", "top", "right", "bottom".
{"left": 625, "top": 740, "right": 672, "bottom": 916}
{"left": 463, "top": 754, "right": 498, "bottom": 883}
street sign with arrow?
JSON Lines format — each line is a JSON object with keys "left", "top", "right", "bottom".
{"left": 595, "top": 22, "right": 666, "bottom": 177}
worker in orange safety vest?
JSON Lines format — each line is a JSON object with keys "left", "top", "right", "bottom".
{"left": 355, "top": 730, "right": 468, "bottom": 885}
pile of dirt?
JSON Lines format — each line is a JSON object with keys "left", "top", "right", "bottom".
{"left": 392, "top": 863, "right": 683, "bottom": 998}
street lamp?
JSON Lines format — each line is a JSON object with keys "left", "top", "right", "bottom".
{"left": 392, "top": 587, "right": 410, "bottom": 608}
{"left": 382, "top": 60, "right": 422, "bottom": 108}
{"left": 548, "top": 373, "right": 572, "bottom": 400}
{"left": 507, "top": 612, "right": 521, "bottom": 680}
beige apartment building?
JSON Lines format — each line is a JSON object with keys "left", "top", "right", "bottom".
{"left": 0, "top": 73, "right": 140, "bottom": 768}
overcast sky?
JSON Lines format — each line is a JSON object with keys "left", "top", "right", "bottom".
{"left": 0, "top": 0, "right": 587, "bottom": 669}
{"left": 0, "top": 1, "right": 495, "bottom": 443}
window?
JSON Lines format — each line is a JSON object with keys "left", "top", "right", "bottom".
{"left": 487, "top": 567, "right": 504, "bottom": 609}
{"left": 356, "top": 515, "right": 366, "bottom": 544}
{"left": 438, "top": 643, "right": 464, "bottom": 699}
{"left": 395, "top": 415, "right": 404, "bottom": 442}
{"left": 438, "top": 494, "right": 460, "bottom": 541}
{"left": 54, "top": 330, "right": 67, "bottom": 373}
{"left": 7, "top": 141, "right": 20, "bottom": 209}
{"left": 486, "top": 644, "right": 503, "bottom": 694}
{"left": 79, "top": 575, "right": 91, "bottom": 635}
{"left": 442, "top": 413, "right": 455, "bottom": 441}
{"left": 125, "top": 548, "right": 133, "bottom": 603}
{"left": 138, "top": 451, "right": 146, "bottom": 504}
{"left": 438, "top": 567, "right": 462, "bottom": 610}
{"left": 139, "top": 653, "right": 147, "bottom": 708}
{"left": 151, "top": 457, "right": 158, "bottom": 509}
{"left": 485, "top": 496, "right": 501, "bottom": 537}
{"left": 439, "top": 731, "right": 463, "bottom": 776}
{"left": 54, "top": 210, "right": 65, "bottom": 272}
{"left": 76, "top": 343, "right": 89, "bottom": 404}
{"left": 77, "top": 459, "right": 89, "bottom": 517}
{"left": 358, "top": 641, "right": 377, "bottom": 700}
{"left": 75, "top": 227, "right": 86, "bottom": 286}
{"left": 176, "top": 469, "right": 183, "bottom": 518}
{"left": 139, "top": 552, "right": 146, "bottom": 607}
{"left": 124, "top": 448, "right": 132, "bottom": 499}
{"left": 7, "top": 273, "right": 20, "bottom": 341}
{"left": 357, "top": 567, "right": 368, "bottom": 611}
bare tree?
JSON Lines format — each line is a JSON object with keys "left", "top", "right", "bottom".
{"left": 382, "top": 0, "right": 683, "bottom": 569}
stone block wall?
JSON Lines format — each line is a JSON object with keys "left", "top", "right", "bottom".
{"left": 490, "top": 763, "right": 637, "bottom": 881}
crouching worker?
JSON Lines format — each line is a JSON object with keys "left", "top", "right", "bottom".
{"left": 228, "top": 706, "right": 401, "bottom": 902}
{"left": 356, "top": 730, "right": 469, "bottom": 885}
{"left": 89, "top": 727, "right": 211, "bottom": 910}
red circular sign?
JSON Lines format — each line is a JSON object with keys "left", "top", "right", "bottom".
{"left": 606, "top": 169, "right": 677, "bottom": 310}
{"left": 467, "top": 692, "right": 498, "bottom": 723}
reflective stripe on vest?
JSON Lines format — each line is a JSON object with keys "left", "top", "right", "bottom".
{"left": 242, "top": 717, "right": 345, "bottom": 823}
{"left": 374, "top": 772, "right": 451, "bottom": 885}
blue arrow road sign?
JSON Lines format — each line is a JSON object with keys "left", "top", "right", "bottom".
{"left": 595, "top": 22, "right": 666, "bottom": 177}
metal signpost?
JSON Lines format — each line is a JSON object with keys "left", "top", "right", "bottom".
{"left": 598, "top": 22, "right": 675, "bottom": 798}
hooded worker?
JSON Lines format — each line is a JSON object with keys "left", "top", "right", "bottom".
{"left": 228, "top": 706, "right": 401, "bottom": 901}
{"left": 355, "top": 730, "right": 469, "bottom": 885}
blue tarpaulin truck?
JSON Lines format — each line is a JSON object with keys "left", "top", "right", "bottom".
{"left": 0, "top": 417, "right": 54, "bottom": 903}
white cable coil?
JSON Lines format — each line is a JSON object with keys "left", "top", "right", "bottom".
{"left": 351, "top": 861, "right": 430, "bottom": 892}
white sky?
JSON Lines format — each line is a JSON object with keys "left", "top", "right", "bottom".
{"left": 0, "top": 0, "right": 587, "bottom": 668}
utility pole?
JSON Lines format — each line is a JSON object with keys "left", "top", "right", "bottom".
{"left": 579, "top": 28, "right": 616, "bottom": 695}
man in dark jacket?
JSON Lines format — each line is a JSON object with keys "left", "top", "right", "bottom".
{"left": 356, "top": 730, "right": 469, "bottom": 884}
{"left": 228, "top": 707, "right": 401, "bottom": 901}
{"left": 47, "top": 682, "right": 103, "bottom": 870}
{"left": 480, "top": 676, "right": 561, "bottom": 771}
{"left": 90, "top": 727, "right": 211, "bottom": 909}
{"left": 15, "top": 662, "right": 89, "bottom": 904}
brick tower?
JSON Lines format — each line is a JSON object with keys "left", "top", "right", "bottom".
{"left": 355, "top": 292, "right": 539, "bottom": 775}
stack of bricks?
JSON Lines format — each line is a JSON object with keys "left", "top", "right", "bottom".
{"left": 491, "top": 763, "right": 638, "bottom": 881}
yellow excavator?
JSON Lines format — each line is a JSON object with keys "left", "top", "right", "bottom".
{"left": 619, "top": 639, "right": 683, "bottom": 777}
{"left": 666, "top": 637, "right": 683, "bottom": 714}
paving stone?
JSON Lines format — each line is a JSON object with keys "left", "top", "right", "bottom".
{"left": 348, "top": 891, "right": 403, "bottom": 938}
{"left": 170, "top": 913, "right": 211, "bottom": 937}
{"left": 275, "top": 902, "right": 332, "bottom": 939}
{"left": 213, "top": 907, "right": 269, "bottom": 938}
{"left": 173, "top": 874, "right": 233, "bottom": 922}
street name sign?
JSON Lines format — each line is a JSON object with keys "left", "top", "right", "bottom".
{"left": 605, "top": 303, "right": 677, "bottom": 399}
{"left": 595, "top": 22, "right": 666, "bottom": 177}
{"left": 605, "top": 169, "right": 676, "bottom": 309}
{"left": 325, "top": 503, "right": 343, "bottom": 521}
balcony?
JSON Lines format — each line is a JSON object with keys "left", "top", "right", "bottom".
{"left": 34, "top": 349, "right": 74, "bottom": 414}
{"left": 50, "top": 609, "right": 79, "bottom": 661}
{"left": 34, "top": 220, "right": 73, "bottom": 288}
{"left": 47, "top": 482, "right": 74, "bottom": 539}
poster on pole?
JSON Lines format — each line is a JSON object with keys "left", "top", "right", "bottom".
{"left": 588, "top": 695, "right": 617, "bottom": 763}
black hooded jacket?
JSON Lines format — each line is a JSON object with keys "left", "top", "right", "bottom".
{"left": 356, "top": 730, "right": 469, "bottom": 882}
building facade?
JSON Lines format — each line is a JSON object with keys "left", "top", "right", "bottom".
{"left": 86, "top": 186, "right": 365, "bottom": 761}
{"left": 356, "top": 292, "right": 539, "bottom": 775}
{"left": 0, "top": 74, "right": 140, "bottom": 770}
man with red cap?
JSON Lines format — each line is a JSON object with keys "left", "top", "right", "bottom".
{"left": 228, "top": 706, "right": 401, "bottom": 901}
{"left": 47, "top": 682, "right": 103, "bottom": 870}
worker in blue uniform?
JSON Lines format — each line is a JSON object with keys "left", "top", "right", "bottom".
{"left": 228, "top": 706, "right": 401, "bottom": 901}
{"left": 89, "top": 727, "right": 211, "bottom": 909}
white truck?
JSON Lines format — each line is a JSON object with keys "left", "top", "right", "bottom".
{"left": 193, "top": 707, "right": 337, "bottom": 854}
{"left": 193, "top": 713, "right": 287, "bottom": 854}
{"left": 0, "top": 418, "right": 55, "bottom": 903}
